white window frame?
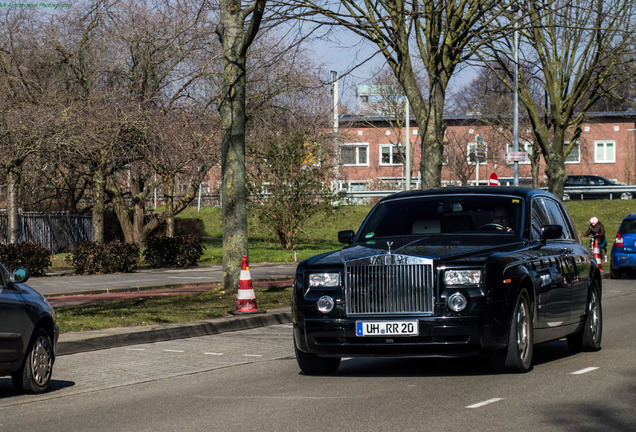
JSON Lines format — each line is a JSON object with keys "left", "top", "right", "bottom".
{"left": 379, "top": 144, "right": 405, "bottom": 166}
{"left": 564, "top": 141, "right": 580, "bottom": 164}
{"left": 467, "top": 142, "right": 487, "bottom": 165}
{"left": 594, "top": 140, "right": 616, "bottom": 163}
{"left": 341, "top": 143, "right": 369, "bottom": 166}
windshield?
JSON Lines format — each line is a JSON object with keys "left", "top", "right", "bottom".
{"left": 357, "top": 195, "right": 524, "bottom": 240}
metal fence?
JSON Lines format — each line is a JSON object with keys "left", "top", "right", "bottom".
{"left": 0, "top": 213, "right": 92, "bottom": 253}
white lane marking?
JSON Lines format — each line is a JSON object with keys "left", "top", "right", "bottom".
{"left": 466, "top": 398, "right": 504, "bottom": 409}
{"left": 243, "top": 354, "right": 263, "bottom": 357}
{"left": 125, "top": 348, "right": 146, "bottom": 351}
{"left": 203, "top": 352, "right": 224, "bottom": 356}
{"left": 165, "top": 349, "right": 185, "bottom": 353}
{"left": 571, "top": 367, "right": 599, "bottom": 375}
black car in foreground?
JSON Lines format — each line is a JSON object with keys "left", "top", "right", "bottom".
{"left": 293, "top": 187, "right": 603, "bottom": 374}
{"left": 0, "top": 264, "right": 58, "bottom": 393}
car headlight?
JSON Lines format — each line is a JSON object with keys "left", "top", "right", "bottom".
{"left": 308, "top": 273, "right": 341, "bottom": 287}
{"left": 444, "top": 270, "right": 482, "bottom": 285}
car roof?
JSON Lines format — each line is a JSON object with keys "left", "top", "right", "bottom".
{"left": 378, "top": 186, "right": 556, "bottom": 203}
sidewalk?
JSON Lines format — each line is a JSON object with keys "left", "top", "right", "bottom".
{"left": 28, "top": 263, "right": 297, "bottom": 356}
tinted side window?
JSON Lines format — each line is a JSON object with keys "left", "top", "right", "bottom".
{"left": 531, "top": 199, "right": 551, "bottom": 240}
{"left": 541, "top": 198, "right": 573, "bottom": 239}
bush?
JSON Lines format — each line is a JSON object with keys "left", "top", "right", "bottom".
{"left": 142, "top": 235, "right": 205, "bottom": 268}
{"left": 0, "top": 242, "right": 52, "bottom": 276}
{"left": 66, "top": 241, "right": 140, "bottom": 274}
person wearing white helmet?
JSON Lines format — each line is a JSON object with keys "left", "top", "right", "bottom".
{"left": 584, "top": 216, "right": 607, "bottom": 264}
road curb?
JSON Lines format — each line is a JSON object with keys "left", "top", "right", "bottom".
{"left": 58, "top": 307, "right": 292, "bottom": 356}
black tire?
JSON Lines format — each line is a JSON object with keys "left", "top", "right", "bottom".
{"left": 567, "top": 282, "right": 602, "bottom": 352}
{"left": 294, "top": 340, "right": 340, "bottom": 375}
{"left": 490, "top": 289, "right": 533, "bottom": 373}
{"left": 610, "top": 266, "right": 621, "bottom": 279}
{"left": 12, "top": 328, "right": 54, "bottom": 394}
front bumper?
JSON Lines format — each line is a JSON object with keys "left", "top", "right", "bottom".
{"left": 294, "top": 315, "right": 508, "bottom": 358}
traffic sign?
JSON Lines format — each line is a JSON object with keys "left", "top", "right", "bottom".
{"left": 503, "top": 152, "right": 528, "bottom": 162}
{"left": 489, "top": 173, "right": 499, "bottom": 186}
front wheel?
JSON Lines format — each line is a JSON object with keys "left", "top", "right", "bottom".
{"left": 294, "top": 340, "right": 340, "bottom": 375}
{"left": 567, "top": 282, "right": 602, "bottom": 352}
{"left": 12, "top": 328, "right": 54, "bottom": 393}
{"left": 490, "top": 289, "right": 533, "bottom": 373}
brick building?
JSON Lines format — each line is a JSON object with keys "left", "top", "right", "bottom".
{"left": 335, "top": 111, "right": 636, "bottom": 191}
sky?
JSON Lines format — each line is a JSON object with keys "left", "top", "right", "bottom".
{"left": 309, "top": 34, "right": 478, "bottom": 113}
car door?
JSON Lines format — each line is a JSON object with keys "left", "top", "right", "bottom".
{"left": 530, "top": 198, "right": 572, "bottom": 329}
{"left": 0, "top": 267, "right": 27, "bottom": 363}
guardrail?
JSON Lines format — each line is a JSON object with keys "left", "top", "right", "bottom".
{"left": 560, "top": 186, "right": 635, "bottom": 201}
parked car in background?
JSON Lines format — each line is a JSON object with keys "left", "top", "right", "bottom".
{"left": 293, "top": 187, "right": 603, "bottom": 375}
{"left": 0, "top": 265, "right": 58, "bottom": 393}
{"left": 563, "top": 175, "right": 634, "bottom": 201}
{"left": 610, "top": 214, "right": 636, "bottom": 279}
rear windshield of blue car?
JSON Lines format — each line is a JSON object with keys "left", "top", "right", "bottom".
{"left": 620, "top": 218, "right": 636, "bottom": 234}
{"left": 357, "top": 195, "right": 524, "bottom": 240}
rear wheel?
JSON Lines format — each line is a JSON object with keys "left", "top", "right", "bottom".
{"left": 610, "top": 266, "right": 621, "bottom": 279}
{"left": 12, "top": 328, "right": 54, "bottom": 394}
{"left": 567, "top": 282, "right": 602, "bottom": 352}
{"left": 490, "top": 289, "right": 533, "bottom": 373}
{"left": 294, "top": 340, "right": 340, "bottom": 375}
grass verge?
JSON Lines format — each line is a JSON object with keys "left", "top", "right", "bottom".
{"left": 56, "top": 285, "right": 292, "bottom": 333}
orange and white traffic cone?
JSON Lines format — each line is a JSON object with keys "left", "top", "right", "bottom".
{"left": 232, "top": 255, "right": 261, "bottom": 314}
{"left": 593, "top": 238, "right": 603, "bottom": 272}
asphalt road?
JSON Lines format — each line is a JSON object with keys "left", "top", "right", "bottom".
{"left": 0, "top": 279, "right": 634, "bottom": 432}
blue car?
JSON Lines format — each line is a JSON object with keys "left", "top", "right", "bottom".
{"left": 610, "top": 214, "right": 636, "bottom": 279}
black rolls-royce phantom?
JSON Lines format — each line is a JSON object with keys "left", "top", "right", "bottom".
{"left": 292, "top": 187, "right": 602, "bottom": 374}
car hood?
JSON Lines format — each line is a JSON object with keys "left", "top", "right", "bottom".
{"left": 302, "top": 236, "right": 525, "bottom": 267}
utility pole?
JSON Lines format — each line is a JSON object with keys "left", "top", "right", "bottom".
{"left": 330, "top": 71, "right": 340, "bottom": 191}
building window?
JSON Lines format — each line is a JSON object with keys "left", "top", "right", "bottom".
{"left": 467, "top": 142, "right": 487, "bottom": 165}
{"left": 379, "top": 144, "right": 405, "bottom": 165}
{"left": 564, "top": 142, "right": 580, "bottom": 163}
{"left": 341, "top": 143, "right": 369, "bottom": 166}
{"left": 595, "top": 141, "right": 615, "bottom": 163}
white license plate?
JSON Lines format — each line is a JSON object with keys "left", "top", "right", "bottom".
{"left": 356, "top": 320, "right": 418, "bottom": 336}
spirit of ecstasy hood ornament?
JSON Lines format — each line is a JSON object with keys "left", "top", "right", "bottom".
{"left": 386, "top": 241, "right": 393, "bottom": 254}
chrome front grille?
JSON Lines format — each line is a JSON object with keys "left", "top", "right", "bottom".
{"left": 344, "top": 255, "right": 434, "bottom": 316}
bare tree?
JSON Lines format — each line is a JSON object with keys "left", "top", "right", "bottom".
{"left": 481, "top": 0, "right": 636, "bottom": 198}
{"left": 0, "top": 9, "right": 60, "bottom": 243}
{"left": 283, "top": 0, "right": 510, "bottom": 188}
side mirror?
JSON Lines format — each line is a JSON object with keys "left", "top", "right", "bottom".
{"left": 10, "top": 267, "right": 30, "bottom": 283}
{"left": 540, "top": 225, "right": 563, "bottom": 245}
{"left": 338, "top": 230, "right": 355, "bottom": 244}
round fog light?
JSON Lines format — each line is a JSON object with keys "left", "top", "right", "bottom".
{"left": 448, "top": 292, "right": 467, "bottom": 312}
{"left": 317, "top": 296, "right": 335, "bottom": 314}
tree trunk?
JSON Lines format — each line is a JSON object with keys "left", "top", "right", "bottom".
{"left": 216, "top": 0, "right": 263, "bottom": 292}
{"left": 7, "top": 168, "right": 21, "bottom": 244}
{"left": 545, "top": 126, "right": 568, "bottom": 200}
{"left": 418, "top": 80, "right": 447, "bottom": 188}
{"left": 91, "top": 171, "right": 106, "bottom": 244}
{"left": 163, "top": 175, "right": 176, "bottom": 238}
{"left": 219, "top": 51, "right": 248, "bottom": 292}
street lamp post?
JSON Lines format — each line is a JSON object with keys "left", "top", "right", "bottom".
{"left": 507, "top": 4, "right": 521, "bottom": 186}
